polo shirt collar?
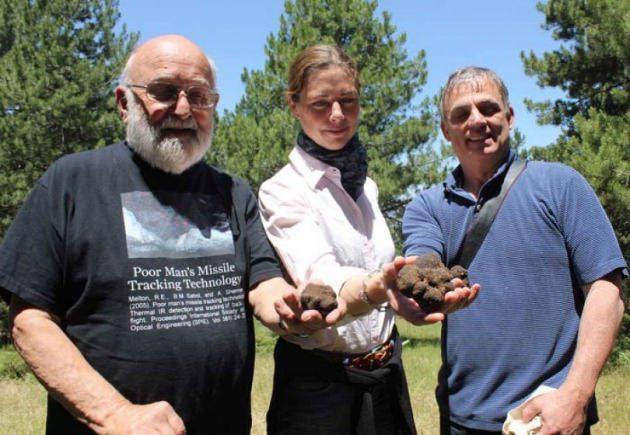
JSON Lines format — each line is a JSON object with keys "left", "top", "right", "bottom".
{"left": 289, "top": 146, "right": 340, "bottom": 189}
{"left": 444, "top": 149, "right": 517, "bottom": 198}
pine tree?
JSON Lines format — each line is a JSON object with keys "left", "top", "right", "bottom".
{"left": 209, "top": 0, "right": 443, "bottom": 240}
{"left": 522, "top": 0, "right": 629, "bottom": 365}
{"left": 521, "top": 0, "right": 629, "bottom": 128}
{"left": 0, "top": 0, "right": 136, "bottom": 341}
{"left": 0, "top": 0, "right": 137, "bottom": 236}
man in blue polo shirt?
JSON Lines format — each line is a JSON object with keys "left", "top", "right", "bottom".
{"left": 402, "top": 66, "right": 626, "bottom": 434}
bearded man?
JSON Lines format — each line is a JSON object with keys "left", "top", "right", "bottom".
{"left": 0, "top": 35, "right": 343, "bottom": 435}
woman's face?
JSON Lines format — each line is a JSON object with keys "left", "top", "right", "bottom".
{"left": 290, "top": 66, "right": 360, "bottom": 150}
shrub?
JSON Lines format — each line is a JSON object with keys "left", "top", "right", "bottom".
{"left": 0, "top": 301, "right": 9, "bottom": 345}
{"left": 0, "top": 347, "right": 29, "bottom": 380}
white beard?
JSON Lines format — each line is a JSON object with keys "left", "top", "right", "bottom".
{"left": 125, "top": 94, "right": 213, "bottom": 174}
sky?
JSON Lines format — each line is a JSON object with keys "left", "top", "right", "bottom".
{"left": 117, "top": 0, "right": 567, "bottom": 148}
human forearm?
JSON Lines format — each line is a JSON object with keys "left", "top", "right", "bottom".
{"left": 10, "top": 297, "right": 130, "bottom": 432}
{"left": 561, "top": 272, "right": 624, "bottom": 402}
{"left": 521, "top": 272, "right": 624, "bottom": 432}
{"left": 339, "top": 273, "right": 388, "bottom": 315}
{"left": 9, "top": 296, "right": 185, "bottom": 434}
{"left": 338, "top": 257, "right": 418, "bottom": 316}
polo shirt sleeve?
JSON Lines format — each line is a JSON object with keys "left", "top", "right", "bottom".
{"left": 0, "top": 170, "right": 65, "bottom": 315}
{"left": 238, "top": 182, "right": 284, "bottom": 288}
{"left": 553, "top": 165, "right": 628, "bottom": 285}
{"left": 402, "top": 190, "right": 445, "bottom": 258}
{"left": 258, "top": 177, "right": 364, "bottom": 294}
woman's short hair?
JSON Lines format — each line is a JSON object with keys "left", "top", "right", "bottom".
{"left": 286, "top": 44, "right": 359, "bottom": 104}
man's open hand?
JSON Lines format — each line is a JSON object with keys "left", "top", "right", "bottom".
{"left": 384, "top": 256, "right": 480, "bottom": 325}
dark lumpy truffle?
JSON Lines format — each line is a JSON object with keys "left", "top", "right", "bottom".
{"left": 396, "top": 253, "right": 469, "bottom": 313}
{"left": 300, "top": 283, "right": 338, "bottom": 315}
{"left": 449, "top": 265, "right": 468, "bottom": 284}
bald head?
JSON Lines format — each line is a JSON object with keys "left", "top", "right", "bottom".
{"left": 116, "top": 35, "right": 218, "bottom": 174}
{"left": 121, "top": 35, "right": 217, "bottom": 89}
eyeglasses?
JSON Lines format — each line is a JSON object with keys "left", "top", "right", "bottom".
{"left": 127, "top": 82, "right": 219, "bottom": 110}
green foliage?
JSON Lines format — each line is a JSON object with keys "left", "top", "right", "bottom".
{"left": 521, "top": 0, "right": 629, "bottom": 128}
{"left": 210, "top": 0, "right": 445, "bottom": 243}
{"left": 0, "top": 346, "right": 29, "bottom": 379}
{"left": 0, "top": 0, "right": 138, "bottom": 237}
{"left": 511, "top": 128, "right": 528, "bottom": 158}
{"left": 0, "top": 300, "right": 8, "bottom": 345}
{"left": 611, "top": 311, "right": 630, "bottom": 367}
{"left": 523, "top": 0, "right": 629, "bottom": 366}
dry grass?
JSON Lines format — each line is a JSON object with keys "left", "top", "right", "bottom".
{"left": 591, "top": 365, "right": 630, "bottom": 434}
{"left": 397, "top": 321, "right": 442, "bottom": 433}
{"left": 0, "top": 374, "right": 46, "bottom": 434}
{"left": 251, "top": 351, "right": 274, "bottom": 435}
{"left": 1, "top": 323, "right": 629, "bottom": 434}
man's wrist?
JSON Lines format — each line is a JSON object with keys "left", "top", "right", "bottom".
{"left": 88, "top": 393, "right": 131, "bottom": 433}
{"left": 559, "top": 382, "right": 593, "bottom": 408}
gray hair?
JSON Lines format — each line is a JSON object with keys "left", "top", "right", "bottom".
{"left": 440, "top": 66, "right": 509, "bottom": 120}
{"left": 119, "top": 50, "right": 218, "bottom": 91}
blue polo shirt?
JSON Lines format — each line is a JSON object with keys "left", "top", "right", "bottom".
{"left": 402, "top": 151, "right": 627, "bottom": 431}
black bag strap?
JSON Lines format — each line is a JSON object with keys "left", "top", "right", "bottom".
{"left": 455, "top": 159, "right": 527, "bottom": 269}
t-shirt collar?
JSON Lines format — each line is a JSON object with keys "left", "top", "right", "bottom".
{"left": 444, "top": 149, "right": 516, "bottom": 196}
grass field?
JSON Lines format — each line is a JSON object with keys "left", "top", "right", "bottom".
{"left": 1, "top": 322, "right": 629, "bottom": 434}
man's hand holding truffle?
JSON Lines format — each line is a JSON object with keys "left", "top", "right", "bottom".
{"left": 387, "top": 255, "right": 480, "bottom": 325}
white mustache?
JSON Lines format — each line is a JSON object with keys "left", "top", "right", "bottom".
{"left": 159, "top": 116, "right": 198, "bottom": 131}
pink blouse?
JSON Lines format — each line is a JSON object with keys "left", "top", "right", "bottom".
{"left": 259, "top": 146, "right": 396, "bottom": 353}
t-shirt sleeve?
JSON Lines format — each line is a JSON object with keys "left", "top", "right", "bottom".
{"left": 402, "top": 191, "right": 445, "bottom": 258}
{"left": 0, "top": 173, "right": 65, "bottom": 315}
{"left": 240, "top": 184, "right": 283, "bottom": 288}
{"left": 554, "top": 166, "right": 628, "bottom": 285}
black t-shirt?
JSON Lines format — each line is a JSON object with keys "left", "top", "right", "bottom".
{"left": 0, "top": 142, "right": 282, "bottom": 434}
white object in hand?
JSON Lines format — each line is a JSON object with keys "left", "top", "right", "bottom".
{"left": 502, "top": 385, "right": 557, "bottom": 435}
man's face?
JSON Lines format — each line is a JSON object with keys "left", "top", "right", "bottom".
{"left": 124, "top": 91, "right": 214, "bottom": 174}
{"left": 441, "top": 79, "right": 514, "bottom": 164}
{"left": 117, "top": 38, "right": 217, "bottom": 174}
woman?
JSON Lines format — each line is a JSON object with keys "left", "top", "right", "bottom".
{"left": 259, "top": 44, "right": 473, "bottom": 435}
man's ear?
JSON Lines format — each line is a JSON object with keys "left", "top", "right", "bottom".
{"left": 115, "top": 86, "right": 129, "bottom": 122}
{"left": 440, "top": 120, "right": 451, "bottom": 141}
{"left": 507, "top": 106, "right": 516, "bottom": 129}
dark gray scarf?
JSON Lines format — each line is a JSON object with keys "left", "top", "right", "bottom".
{"left": 296, "top": 130, "right": 367, "bottom": 201}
